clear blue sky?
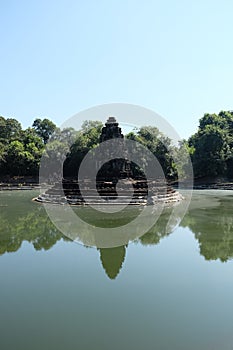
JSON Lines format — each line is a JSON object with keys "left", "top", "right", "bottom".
{"left": 1, "top": 0, "right": 233, "bottom": 139}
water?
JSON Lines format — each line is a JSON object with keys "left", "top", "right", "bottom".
{"left": 0, "top": 190, "right": 233, "bottom": 350}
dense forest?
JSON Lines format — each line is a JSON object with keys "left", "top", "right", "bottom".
{"left": 0, "top": 110, "right": 232, "bottom": 181}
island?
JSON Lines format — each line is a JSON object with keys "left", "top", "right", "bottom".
{"left": 35, "top": 117, "right": 183, "bottom": 206}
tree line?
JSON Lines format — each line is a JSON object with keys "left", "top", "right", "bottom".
{"left": 0, "top": 110, "right": 232, "bottom": 180}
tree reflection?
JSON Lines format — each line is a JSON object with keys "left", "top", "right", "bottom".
{"left": 139, "top": 207, "right": 176, "bottom": 245}
{"left": 181, "top": 195, "right": 233, "bottom": 262}
{"left": 0, "top": 200, "right": 178, "bottom": 279}
{"left": 1, "top": 192, "right": 233, "bottom": 279}
{"left": 0, "top": 207, "right": 65, "bottom": 255}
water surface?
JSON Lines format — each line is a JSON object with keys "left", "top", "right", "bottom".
{"left": 0, "top": 190, "right": 233, "bottom": 350}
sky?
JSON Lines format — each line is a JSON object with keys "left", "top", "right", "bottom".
{"left": 1, "top": 0, "right": 233, "bottom": 139}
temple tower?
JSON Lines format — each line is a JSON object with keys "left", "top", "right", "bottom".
{"left": 99, "top": 116, "right": 124, "bottom": 142}
{"left": 98, "top": 117, "right": 132, "bottom": 179}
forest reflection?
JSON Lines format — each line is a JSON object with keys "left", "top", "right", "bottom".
{"left": 0, "top": 191, "right": 233, "bottom": 279}
{"left": 180, "top": 193, "right": 233, "bottom": 262}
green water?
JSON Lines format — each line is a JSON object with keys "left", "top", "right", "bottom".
{"left": 0, "top": 190, "right": 233, "bottom": 350}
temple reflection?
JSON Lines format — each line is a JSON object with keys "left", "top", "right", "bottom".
{"left": 1, "top": 191, "right": 233, "bottom": 278}
{"left": 99, "top": 246, "right": 126, "bottom": 279}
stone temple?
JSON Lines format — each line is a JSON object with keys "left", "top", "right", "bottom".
{"left": 35, "top": 117, "right": 183, "bottom": 205}
{"left": 100, "top": 116, "right": 123, "bottom": 142}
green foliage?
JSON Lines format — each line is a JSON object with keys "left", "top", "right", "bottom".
{"left": 0, "top": 116, "right": 22, "bottom": 141}
{"left": 172, "top": 140, "right": 194, "bottom": 179}
{"left": 180, "top": 195, "right": 233, "bottom": 262}
{"left": 1, "top": 110, "right": 233, "bottom": 181}
{"left": 0, "top": 116, "right": 53, "bottom": 177}
{"left": 32, "top": 118, "right": 57, "bottom": 144}
{"left": 126, "top": 126, "right": 176, "bottom": 179}
{"left": 188, "top": 111, "right": 233, "bottom": 178}
{"left": 64, "top": 121, "right": 103, "bottom": 176}
{"left": 0, "top": 206, "right": 64, "bottom": 255}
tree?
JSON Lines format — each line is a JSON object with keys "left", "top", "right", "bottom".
{"left": 0, "top": 142, "right": 7, "bottom": 175}
{"left": 188, "top": 111, "right": 233, "bottom": 179}
{"left": 32, "top": 118, "right": 57, "bottom": 144}
{"left": 2, "top": 128, "right": 44, "bottom": 176}
{"left": 0, "top": 116, "right": 22, "bottom": 142}
{"left": 5, "top": 140, "right": 30, "bottom": 175}
{"left": 64, "top": 121, "right": 103, "bottom": 177}
{"left": 189, "top": 126, "right": 228, "bottom": 178}
{"left": 172, "top": 140, "right": 194, "bottom": 179}
{"left": 199, "top": 113, "right": 228, "bottom": 131}
{"left": 22, "top": 128, "right": 44, "bottom": 175}
{"left": 126, "top": 126, "right": 176, "bottom": 179}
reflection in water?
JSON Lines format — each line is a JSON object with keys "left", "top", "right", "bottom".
{"left": 0, "top": 208, "right": 65, "bottom": 255}
{"left": 0, "top": 196, "right": 177, "bottom": 279}
{"left": 99, "top": 246, "right": 126, "bottom": 279}
{"left": 1, "top": 191, "right": 233, "bottom": 278}
{"left": 181, "top": 192, "right": 233, "bottom": 262}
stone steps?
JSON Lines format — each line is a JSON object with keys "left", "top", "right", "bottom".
{"left": 35, "top": 178, "right": 183, "bottom": 206}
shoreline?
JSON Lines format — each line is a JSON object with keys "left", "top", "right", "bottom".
{"left": 1, "top": 184, "right": 233, "bottom": 191}
{"left": 193, "top": 183, "right": 233, "bottom": 190}
{"left": 1, "top": 177, "right": 233, "bottom": 191}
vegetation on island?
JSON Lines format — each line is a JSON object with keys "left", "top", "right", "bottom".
{"left": 0, "top": 110, "right": 233, "bottom": 181}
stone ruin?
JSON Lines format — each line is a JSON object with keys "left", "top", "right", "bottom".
{"left": 35, "top": 117, "right": 183, "bottom": 205}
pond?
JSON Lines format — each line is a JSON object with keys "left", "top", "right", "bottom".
{"left": 0, "top": 190, "right": 233, "bottom": 350}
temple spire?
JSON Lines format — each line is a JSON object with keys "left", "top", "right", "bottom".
{"left": 99, "top": 116, "right": 124, "bottom": 142}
